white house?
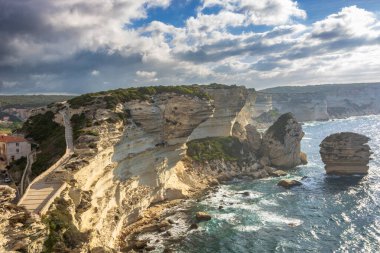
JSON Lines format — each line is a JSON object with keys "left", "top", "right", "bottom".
{"left": 0, "top": 135, "right": 31, "bottom": 165}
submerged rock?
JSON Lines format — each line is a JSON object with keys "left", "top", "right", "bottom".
{"left": 261, "top": 113, "right": 306, "bottom": 169}
{"left": 195, "top": 212, "right": 212, "bottom": 221}
{"left": 277, "top": 179, "right": 302, "bottom": 188}
{"left": 320, "top": 132, "right": 371, "bottom": 175}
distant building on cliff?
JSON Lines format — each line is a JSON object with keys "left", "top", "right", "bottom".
{"left": 0, "top": 135, "right": 31, "bottom": 165}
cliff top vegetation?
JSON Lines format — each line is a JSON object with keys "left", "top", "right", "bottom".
{"left": 0, "top": 95, "right": 74, "bottom": 109}
{"left": 68, "top": 85, "right": 212, "bottom": 109}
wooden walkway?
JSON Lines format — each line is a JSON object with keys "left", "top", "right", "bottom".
{"left": 18, "top": 108, "right": 73, "bottom": 214}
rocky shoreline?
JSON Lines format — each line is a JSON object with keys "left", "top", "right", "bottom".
{"left": 2, "top": 85, "right": 308, "bottom": 252}
{"left": 119, "top": 151, "right": 310, "bottom": 252}
{"left": 122, "top": 168, "right": 308, "bottom": 253}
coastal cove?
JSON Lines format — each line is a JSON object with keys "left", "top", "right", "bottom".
{"left": 139, "top": 115, "right": 380, "bottom": 253}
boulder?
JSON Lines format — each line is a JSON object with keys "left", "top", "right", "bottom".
{"left": 270, "top": 170, "right": 288, "bottom": 177}
{"left": 195, "top": 212, "right": 212, "bottom": 222}
{"left": 277, "top": 179, "right": 302, "bottom": 188}
{"left": 261, "top": 113, "right": 305, "bottom": 169}
{"left": 320, "top": 132, "right": 371, "bottom": 175}
{"left": 300, "top": 152, "right": 308, "bottom": 165}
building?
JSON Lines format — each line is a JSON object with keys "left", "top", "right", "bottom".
{"left": 0, "top": 135, "right": 31, "bottom": 165}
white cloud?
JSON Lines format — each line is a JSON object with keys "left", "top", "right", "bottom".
{"left": 1, "top": 1, "right": 380, "bottom": 93}
{"left": 201, "top": 0, "right": 306, "bottom": 26}
{"left": 312, "top": 6, "right": 378, "bottom": 39}
{"left": 136, "top": 70, "right": 157, "bottom": 79}
{"left": 0, "top": 0, "right": 172, "bottom": 66}
{"left": 91, "top": 70, "right": 100, "bottom": 76}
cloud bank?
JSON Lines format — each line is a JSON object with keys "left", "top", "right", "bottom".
{"left": 0, "top": 0, "right": 379, "bottom": 93}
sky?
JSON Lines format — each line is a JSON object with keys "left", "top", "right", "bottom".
{"left": 0, "top": 0, "right": 380, "bottom": 94}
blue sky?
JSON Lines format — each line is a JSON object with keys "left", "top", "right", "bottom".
{"left": 135, "top": 0, "right": 380, "bottom": 27}
{"left": 0, "top": 0, "right": 380, "bottom": 94}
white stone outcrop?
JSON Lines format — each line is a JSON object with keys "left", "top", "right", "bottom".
{"left": 45, "top": 86, "right": 258, "bottom": 251}
{"left": 320, "top": 132, "right": 371, "bottom": 175}
{"left": 260, "top": 113, "right": 305, "bottom": 168}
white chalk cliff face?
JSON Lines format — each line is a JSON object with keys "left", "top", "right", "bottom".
{"left": 65, "top": 93, "right": 214, "bottom": 249}
{"left": 189, "top": 87, "right": 254, "bottom": 139}
{"left": 44, "top": 86, "right": 260, "bottom": 251}
{"left": 261, "top": 113, "right": 305, "bottom": 169}
{"left": 256, "top": 83, "right": 380, "bottom": 122}
{"left": 320, "top": 132, "right": 372, "bottom": 175}
{"left": 8, "top": 86, "right": 304, "bottom": 252}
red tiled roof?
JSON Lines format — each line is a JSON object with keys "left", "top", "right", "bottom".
{"left": 0, "top": 135, "right": 28, "bottom": 143}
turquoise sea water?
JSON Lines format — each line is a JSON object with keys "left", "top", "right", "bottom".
{"left": 176, "top": 115, "right": 380, "bottom": 253}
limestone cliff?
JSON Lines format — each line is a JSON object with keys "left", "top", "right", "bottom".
{"left": 256, "top": 83, "right": 380, "bottom": 122}
{"left": 260, "top": 113, "right": 305, "bottom": 168}
{"left": 10, "top": 85, "right": 304, "bottom": 252}
{"left": 320, "top": 132, "right": 371, "bottom": 175}
{"left": 17, "top": 85, "right": 260, "bottom": 252}
{"left": 0, "top": 186, "right": 47, "bottom": 252}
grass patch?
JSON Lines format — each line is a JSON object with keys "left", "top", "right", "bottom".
{"left": 187, "top": 136, "right": 247, "bottom": 162}
{"left": 42, "top": 198, "right": 88, "bottom": 253}
{"left": 21, "top": 111, "right": 66, "bottom": 177}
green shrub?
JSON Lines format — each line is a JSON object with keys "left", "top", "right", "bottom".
{"left": 67, "top": 94, "right": 97, "bottom": 109}
{"left": 21, "top": 111, "right": 66, "bottom": 177}
{"left": 42, "top": 198, "right": 88, "bottom": 253}
{"left": 67, "top": 85, "right": 211, "bottom": 110}
{"left": 70, "top": 113, "right": 88, "bottom": 141}
{"left": 187, "top": 136, "right": 246, "bottom": 162}
{"left": 8, "top": 157, "right": 27, "bottom": 184}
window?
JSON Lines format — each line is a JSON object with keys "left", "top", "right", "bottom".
{"left": 11, "top": 156, "right": 15, "bottom": 161}
{"left": 16, "top": 149, "right": 19, "bottom": 153}
{"left": 16, "top": 143, "right": 19, "bottom": 147}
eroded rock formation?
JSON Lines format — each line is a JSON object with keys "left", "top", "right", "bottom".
{"left": 320, "top": 132, "right": 371, "bottom": 175}
{"left": 0, "top": 186, "right": 47, "bottom": 252}
{"left": 260, "top": 113, "right": 305, "bottom": 168}
{"left": 11, "top": 85, "right": 306, "bottom": 252}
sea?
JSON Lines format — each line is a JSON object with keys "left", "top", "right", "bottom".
{"left": 171, "top": 115, "right": 380, "bottom": 253}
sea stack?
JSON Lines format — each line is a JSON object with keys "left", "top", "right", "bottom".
{"left": 260, "top": 113, "right": 306, "bottom": 169}
{"left": 320, "top": 132, "right": 371, "bottom": 175}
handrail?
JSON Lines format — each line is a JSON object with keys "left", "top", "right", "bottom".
{"left": 39, "top": 182, "right": 67, "bottom": 215}
{"left": 19, "top": 150, "right": 36, "bottom": 196}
